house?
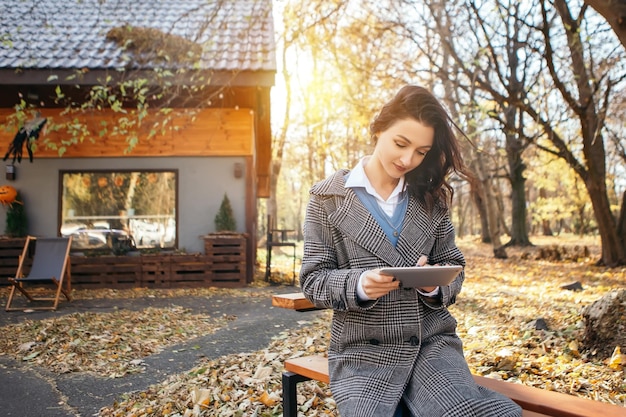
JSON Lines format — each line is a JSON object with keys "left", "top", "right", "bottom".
{"left": 0, "top": 0, "right": 276, "bottom": 284}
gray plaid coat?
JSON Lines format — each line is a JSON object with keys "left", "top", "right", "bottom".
{"left": 300, "top": 170, "right": 522, "bottom": 417}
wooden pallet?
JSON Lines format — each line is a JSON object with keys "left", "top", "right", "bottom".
{"left": 204, "top": 234, "right": 246, "bottom": 260}
{"left": 0, "top": 237, "right": 27, "bottom": 285}
{"left": 71, "top": 256, "right": 142, "bottom": 289}
{"left": 0, "top": 237, "right": 248, "bottom": 289}
{"left": 203, "top": 234, "right": 247, "bottom": 286}
{"left": 70, "top": 254, "right": 246, "bottom": 289}
{"left": 170, "top": 255, "right": 213, "bottom": 287}
{"left": 141, "top": 255, "right": 172, "bottom": 288}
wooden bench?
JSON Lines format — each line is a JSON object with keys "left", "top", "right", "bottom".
{"left": 272, "top": 292, "right": 316, "bottom": 311}
{"left": 283, "top": 355, "right": 624, "bottom": 417}
{"left": 274, "top": 292, "right": 625, "bottom": 417}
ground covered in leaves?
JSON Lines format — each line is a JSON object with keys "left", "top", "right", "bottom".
{"left": 1, "top": 235, "right": 625, "bottom": 416}
{"left": 0, "top": 304, "right": 234, "bottom": 378}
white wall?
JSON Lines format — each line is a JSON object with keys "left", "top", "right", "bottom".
{"left": 0, "top": 156, "right": 247, "bottom": 254}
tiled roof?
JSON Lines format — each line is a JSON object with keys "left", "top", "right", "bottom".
{"left": 0, "top": 0, "right": 276, "bottom": 72}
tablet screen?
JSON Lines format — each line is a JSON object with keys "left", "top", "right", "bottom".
{"left": 379, "top": 265, "right": 462, "bottom": 288}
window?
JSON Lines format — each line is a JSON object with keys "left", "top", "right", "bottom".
{"left": 60, "top": 170, "right": 177, "bottom": 251}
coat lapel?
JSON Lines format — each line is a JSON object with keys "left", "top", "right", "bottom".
{"left": 396, "top": 197, "right": 435, "bottom": 265}
{"left": 331, "top": 191, "right": 404, "bottom": 267}
{"left": 312, "top": 170, "right": 406, "bottom": 267}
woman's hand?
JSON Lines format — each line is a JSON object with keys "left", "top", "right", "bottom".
{"left": 362, "top": 269, "right": 400, "bottom": 299}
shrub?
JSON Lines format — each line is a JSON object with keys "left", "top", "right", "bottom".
{"left": 214, "top": 194, "right": 237, "bottom": 232}
{"left": 5, "top": 192, "right": 27, "bottom": 237}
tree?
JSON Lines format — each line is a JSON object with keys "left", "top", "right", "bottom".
{"left": 381, "top": 0, "right": 520, "bottom": 255}
{"left": 427, "top": 0, "right": 536, "bottom": 248}
{"left": 270, "top": 0, "right": 409, "bottom": 234}
{"left": 531, "top": 0, "right": 626, "bottom": 265}
{"left": 273, "top": 0, "right": 625, "bottom": 268}
{"left": 214, "top": 194, "right": 237, "bottom": 233}
{"left": 411, "top": 0, "right": 626, "bottom": 265}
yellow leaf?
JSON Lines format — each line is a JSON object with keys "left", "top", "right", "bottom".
{"left": 567, "top": 340, "right": 580, "bottom": 357}
{"left": 259, "top": 390, "right": 277, "bottom": 407}
{"left": 608, "top": 346, "right": 626, "bottom": 370}
{"left": 191, "top": 387, "right": 211, "bottom": 406}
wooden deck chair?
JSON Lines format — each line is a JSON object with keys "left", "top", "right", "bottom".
{"left": 5, "top": 236, "right": 73, "bottom": 311}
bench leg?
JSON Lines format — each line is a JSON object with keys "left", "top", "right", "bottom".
{"left": 265, "top": 244, "right": 272, "bottom": 282}
{"left": 291, "top": 246, "right": 296, "bottom": 286}
{"left": 282, "top": 371, "right": 311, "bottom": 417}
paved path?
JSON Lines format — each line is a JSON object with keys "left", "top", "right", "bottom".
{"left": 0, "top": 287, "right": 325, "bottom": 417}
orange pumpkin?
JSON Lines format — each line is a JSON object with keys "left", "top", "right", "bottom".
{"left": 0, "top": 185, "right": 18, "bottom": 206}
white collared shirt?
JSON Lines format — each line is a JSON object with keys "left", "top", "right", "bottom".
{"left": 344, "top": 156, "right": 405, "bottom": 217}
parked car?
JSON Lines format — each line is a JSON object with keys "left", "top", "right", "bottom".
{"left": 129, "top": 218, "right": 175, "bottom": 248}
{"left": 62, "top": 224, "right": 136, "bottom": 251}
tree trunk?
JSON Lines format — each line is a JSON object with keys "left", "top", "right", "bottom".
{"left": 585, "top": 0, "right": 626, "bottom": 50}
{"left": 618, "top": 191, "right": 626, "bottom": 252}
{"left": 541, "top": 219, "right": 553, "bottom": 236}
{"left": 267, "top": 22, "right": 294, "bottom": 234}
{"left": 506, "top": 138, "right": 532, "bottom": 246}
{"left": 474, "top": 155, "right": 507, "bottom": 259}
{"left": 585, "top": 173, "right": 625, "bottom": 266}
{"left": 502, "top": 28, "right": 531, "bottom": 247}
{"left": 469, "top": 180, "right": 491, "bottom": 243}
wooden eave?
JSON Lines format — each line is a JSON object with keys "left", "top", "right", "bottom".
{"left": 0, "top": 68, "right": 275, "bottom": 87}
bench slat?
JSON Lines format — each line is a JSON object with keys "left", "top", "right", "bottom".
{"left": 473, "top": 374, "right": 624, "bottom": 417}
{"left": 523, "top": 412, "right": 554, "bottom": 417}
{"left": 285, "top": 355, "right": 330, "bottom": 384}
{"left": 284, "top": 355, "right": 624, "bottom": 417}
{"left": 272, "top": 292, "right": 316, "bottom": 311}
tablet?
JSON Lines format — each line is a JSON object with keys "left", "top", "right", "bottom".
{"left": 379, "top": 265, "right": 462, "bottom": 288}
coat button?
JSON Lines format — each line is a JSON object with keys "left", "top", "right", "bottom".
{"left": 369, "top": 338, "right": 380, "bottom": 345}
{"left": 409, "top": 336, "right": 419, "bottom": 346}
{"left": 332, "top": 300, "right": 344, "bottom": 309}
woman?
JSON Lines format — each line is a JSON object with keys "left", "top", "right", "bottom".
{"left": 300, "top": 85, "right": 522, "bottom": 417}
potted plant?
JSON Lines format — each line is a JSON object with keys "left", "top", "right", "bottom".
{"left": 214, "top": 193, "right": 237, "bottom": 233}
{"left": 203, "top": 193, "right": 247, "bottom": 272}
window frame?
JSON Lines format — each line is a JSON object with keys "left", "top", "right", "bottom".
{"left": 58, "top": 169, "right": 179, "bottom": 252}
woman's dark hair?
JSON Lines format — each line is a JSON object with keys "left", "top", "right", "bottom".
{"left": 370, "top": 85, "right": 470, "bottom": 212}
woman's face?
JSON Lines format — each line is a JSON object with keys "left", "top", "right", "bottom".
{"left": 372, "top": 118, "right": 434, "bottom": 180}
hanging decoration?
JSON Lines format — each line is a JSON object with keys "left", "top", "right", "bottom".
{"left": 3, "top": 115, "right": 47, "bottom": 164}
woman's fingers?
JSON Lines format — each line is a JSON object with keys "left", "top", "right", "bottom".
{"left": 362, "top": 270, "right": 399, "bottom": 299}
